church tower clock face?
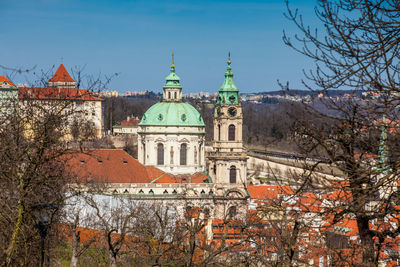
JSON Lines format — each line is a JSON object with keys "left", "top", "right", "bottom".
{"left": 228, "top": 107, "right": 237, "bottom": 117}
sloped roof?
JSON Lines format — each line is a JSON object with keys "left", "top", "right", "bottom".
{"left": 65, "top": 149, "right": 152, "bottom": 183}
{"left": 64, "top": 149, "right": 208, "bottom": 184}
{"left": 0, "top": 76, "right": 16, "bottom": 87}
{"left": 18, "top": 87, "right": 102, "bottom": 101}
{"left": 114, "top": 117, "right": 141, "bottom": 128}
{"left": 152, "top": 172, "right": 208, "bottom": 184}
{"left": 49, "top": 64, "right": 75, "bottom": 82}
{"left": 247, "top": 185, "right": 294, "bottom": 200}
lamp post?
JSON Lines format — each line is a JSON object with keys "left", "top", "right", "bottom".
{"left": 31, "top": 203, "right": 58, "bottom": 267}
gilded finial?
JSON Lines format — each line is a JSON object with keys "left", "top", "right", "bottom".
{"left": 227, "top": 52, "right": 231, "bottom": 65}
{"left": 171, "top": 52, "right": 175, "bottom": 68}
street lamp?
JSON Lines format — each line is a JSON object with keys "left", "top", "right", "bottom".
{"left": 31, "top": 203, "right": 58, "bottom": 267}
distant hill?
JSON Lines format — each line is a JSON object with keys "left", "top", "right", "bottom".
{"left": 242, "top": 89, "right": 363, "bottom": 97}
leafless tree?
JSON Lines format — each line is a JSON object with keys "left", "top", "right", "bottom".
{"left": 0, "top": 65, "right": 111, "bottom": 266}
{"left": 283, "top": 1, "right": 400, "bottom": 266}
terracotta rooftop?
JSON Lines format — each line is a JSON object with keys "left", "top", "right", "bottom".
{"left": 65, "top": 149, "right": 152, "bottom": 183}
{"left": 64, "top": 149, "right": 208, "bottom": 184}
{"left": 247, "top": 185, "right": 294, "bottom": 200}
{"left": 18, "top": 87, "right": 102, "bottom": 101}
{"left": 49, "top": 64, "right": 75, "bottom": 82}
{"left": 0, "top": 76, "right": 16, "bottom": 87}
{"left": 114, "top": 117, "right": 141, "bottom": 127}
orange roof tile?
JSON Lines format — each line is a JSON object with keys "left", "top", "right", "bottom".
{"left": 247, "top": 185, "right": 294, "bottom": 200}
{"left": 18, "top": 87, "right": 102, "bottom": 101}
{"left": 49, "top": 64, "right": 75, "bottom": 82}
{"left": 152, "top": 171, "right": 208, "bottom": 184}
{"left": 64, "top": 149, "right": 208, "bottom": 185}
{"left": 117, "top": 117, "right": 140, "bottom": 127}
{"left": 0, "top": 76, "right": 16, "bottom": 87}
{"left": 65, "top": 149, "right": 153, "bottom": 183}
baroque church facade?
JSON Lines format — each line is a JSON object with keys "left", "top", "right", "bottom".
{"left": 70, "top": 54, "right": 248, "bottom": 221}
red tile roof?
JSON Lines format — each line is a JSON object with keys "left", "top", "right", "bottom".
{"left": 18, "top": 87, "right": 102, "bottom": 101}
{"left": 65, "top": 149, "right": 152, "bottom": 183}
{"left": 64, "top": 149, "right": 208, "bottom": 184}
{"left": 0, "top": 76, "right": 16, "bottom": 87}
{"left": 247, "top": 185, "right": 294, "bottom": 200}
{"left": 152, "top": 172, "right": 208, "bottom": 184}
{"left": 49, "top": 64, "right": 75, "bottom": 82}
{"left": 118, "top": 117, "right": 140, "bottom": 127}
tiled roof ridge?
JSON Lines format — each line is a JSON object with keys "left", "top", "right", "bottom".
{"left": 49, "top": 64, "right": 75, "bottom": 82}
{"left": 18, "top": 87, "right": 102, "bottom": 101}
{"left": 0, "top": 76, "right": 16, "bottom": 86}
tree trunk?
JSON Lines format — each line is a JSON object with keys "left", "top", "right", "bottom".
{"left": 357, "top": 216, "right": 376, "bottom": 267}
{"left": 109, "top": 253, "right": 118, "bottom": 267}
{"left": 70, "top": 230, "right": 78, "bottom": 267}
{"left": 5, "top": 201, "right": 24, "bottom": 266}
{"left": 70, "top": 254, "right": 78, "bottom": 267}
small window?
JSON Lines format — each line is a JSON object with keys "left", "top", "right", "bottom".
{"left": 204, "top": 208, "right": 210, "bottom": 216}
{"left": 168, "top": 92, "right": 171, "bottom": 99}
{"left": 228, "top": 124, "right": 235, "bottom": 141}
{"left": 180, "top": 143, "right": 187, "bottom": 165}
{"left": 157, "top": 143, "right": 164, "bottom": 165}
{"left": 123, "top": 160, "right": 128, "bottom": 164}
{"left": 98, "top": 160, "right": 103, "bottom": 164}
{"left": 174, "top": 92, "right": 177, "bottom": 99}
{"left": 230, "top": 166, "right": 236, "bottom": 183}
{"left": 80, "top": 160, "right": 85, "bottom": 164}
{"left": 228, "top": 206, "right": 237, "bottom": 218}
{"left": 229, "top": 95, "right": 235, "bottom": 103}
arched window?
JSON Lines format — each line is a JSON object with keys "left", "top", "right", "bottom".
{"left": 180, "top": 143, "right": 187, "bottom": 165}
{"left": 157, "top": 143, "right": 164, "bottom": 165}
{"left": 228, "top": 124, "right": 235, "bottom": 141}
{"left": 218, "top": 124, "right": 221, "bottom": 141}
{"left": 228, "top": 206, "right": 237, "bottom": 218}
{"left": 174, "top": 92, "right": 177, "bottom": 99}
{"left": 168, "top": 92, "right": 171, "bottom": 99}
{"left": 230, "top": 165, "right": 236, "bottom": 183}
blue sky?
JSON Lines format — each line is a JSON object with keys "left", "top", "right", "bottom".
{"left": 0, "top": 0, "right": 318, "bottom": 93}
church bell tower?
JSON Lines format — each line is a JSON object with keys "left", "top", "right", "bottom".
{"left": 208, "top": 54, "right": 247, "bottom": 185}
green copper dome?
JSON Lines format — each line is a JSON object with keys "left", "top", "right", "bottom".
{"left": 139, "top": 102, "right": 205, "bottom": 127}
{"left": 139, "top": 54, "right": 205, "bottom": 127}
{"left": 216, "top": 56, "right": 239, "bottom": 105}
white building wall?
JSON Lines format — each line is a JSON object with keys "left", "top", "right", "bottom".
{"left": 138, "top": 125, "right": 205, "bottom": 175}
